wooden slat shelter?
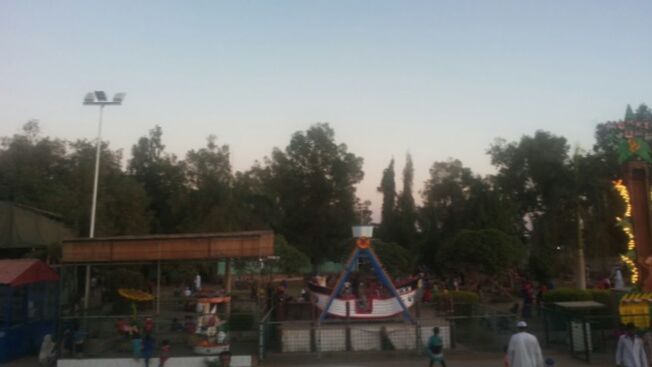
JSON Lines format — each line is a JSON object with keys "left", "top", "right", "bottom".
{"left": 61, "top": 230, "right": 274, "bottom": 263}
{"left": 61, "top": 231, "right": 274, "bottom": 315}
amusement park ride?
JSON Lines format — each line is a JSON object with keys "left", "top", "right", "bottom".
{"left": 308, "top": 226, "right": 419, "bottom": 324}
{"left": 609, "top": 118, "right": 652, "bottom": 292}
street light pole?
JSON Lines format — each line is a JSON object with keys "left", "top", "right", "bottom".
{"left": 89, "top": 104, "right": 104, "bottom": 238}
{"left": 82, "top": 91, "right": 125, "bottom": 312}
{"left": 83, "top": 91, "right": 125, "bottom": 238}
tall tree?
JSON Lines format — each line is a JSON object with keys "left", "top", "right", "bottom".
{"left": 128, "top": 126, "right": 186, "bottom": 233}
{"left": 395, "top": 154, "right": 417, "bottom": 248}
{"left": 62, "top": 140, "right": 151, "bottom": 236}
{"left": 625, "top": 105, "right": 635, "bottom": 121}
{"left": 266, "top": 123, "right": 364, "bottom": 266}
{"left": 377, "top": 158, "right": 396, "bottom": 241}
{"left": 488, "top": 131, "right": 575, "bottom": 273}
{"left": 177, "top": 135, "right": 234, "bottom": 232}
{"left": 0, "top": 121, "right": 68, "bottom": 210}
{"left": 418, "top": 158, "right": 516, "bottom": 270}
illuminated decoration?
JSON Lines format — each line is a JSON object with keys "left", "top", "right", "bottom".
{"left": 356, "top": 237, "right": 371, "bottom": 249}
{"left": 614, "top": 180, "right": 639, "bottom": 285}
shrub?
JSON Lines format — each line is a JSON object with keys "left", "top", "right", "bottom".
{"left": 432, "top": 290, "right": 481, "bottom": 304}
{"left": 542, "top": 288, "right": 592, "bottom": 303}
{"left": 588, "top": 289, "right": 612, "bottom": 306}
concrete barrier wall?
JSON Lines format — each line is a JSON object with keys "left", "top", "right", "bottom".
{"left": 279, "top": 324, "right": 450, "bottom": 352}
{"left": 58, "top": 356, "right": 253, "bottom": 367}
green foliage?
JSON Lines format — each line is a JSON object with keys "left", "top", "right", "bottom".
{"left": 274, "top": 236, "right": 310, "bottom": 275}
{"left": 128, "top": 125, "right": 187, "bottom": 233}
{"left": 588, "top": 289, "right": 612, "bottom": 306}
{"left": 372, "top": 240, "right": 412, "bottom": 276}
{"left": 265, "top": 123, "right": 364, "bottom": 265}
{"left": 377, "top": 159, "right": 397, "bottom": 242}
{"left": 448, "top": 291, "right": 480, "bottom": 304}
{"left": 439, "top": 229, "right": 523, "bottom": 277}
{"left": 418, "top": 159, "right": 517, "bottom": 272}
{"left": 542, "top": 288, "right": 592, "bottom": 303}
{"left": 395, "top": 154, "right": 417, "bottom": 248}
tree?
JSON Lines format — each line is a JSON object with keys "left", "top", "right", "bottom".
{"left": 439, "top": 229, "right": 523, "bottom": 277}
{"left": 488, "top": 131, "right": 576, "bottom": 273}
{"left": 128, "top": 126, "right": 187, "bottom": 233}
{"left": 625, "top": 105, "right": 635, "bottom": 121}
{"left": 377, "top": 158, "right": 397, "bottom": 241}
{"left": 0, "top": 121, "right": 68, "bottom": 210}
{"left": 177, "top": 135, "right": 235, "bottom": 232}
{"left": 372, "top": 240, "right": 412, "bottom": 276}
{"left": 274, "top": 236, "right": 311, "bottom": 275}
{"left": 61, "top": 140, "right": 151, "bottom": 236}
{"left": 395, "top": 154, "right": 417, "bottom": 248}
{"left": 230, "top": 164, "right": 278, "bottom": 231}
{"left": 418, "top": 158, "right": 516, "bottom": 271}
{"left": 266, "top": 123, "right": 364, "bottom": 267}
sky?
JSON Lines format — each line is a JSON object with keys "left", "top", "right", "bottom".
{"left": 2, "top": 1, "right": 651, "bottom": 221}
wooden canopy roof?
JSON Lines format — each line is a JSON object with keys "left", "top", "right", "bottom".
{"left": 61, "top": 231, "right": 274, "bottom": 263}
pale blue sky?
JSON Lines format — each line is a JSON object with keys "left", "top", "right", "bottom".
{"left": 2, "top": 1, "right": 651, "bottom": 219}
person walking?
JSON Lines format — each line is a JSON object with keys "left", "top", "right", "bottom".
{"left": 142, "top": 334, "right": 155, "bottom": 367}
{"left": 507, "top": 321, "right": 544, "bottom": 367}
{"left": 426, "top": 327, "right": 447, "bottom": 367}
{"left": 617, "top": 323, "right": 648, "bottom": 367}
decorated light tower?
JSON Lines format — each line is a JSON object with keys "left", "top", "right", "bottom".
{"left": 609, "top": 119, "right": 652, "bottom": 291}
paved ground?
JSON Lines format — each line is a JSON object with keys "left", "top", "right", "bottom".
{"left": 7, "top": 349, "right": 613, "bottom": 367}
{"left": 262, "top": 349, "right": 613, "bottom": 367}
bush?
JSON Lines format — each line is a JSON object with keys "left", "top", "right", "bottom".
{"left": 432, "top": 291, "right": 481, "bottom": 304}
{"left": 542, "top": 288, "right": 592, "bottom": 303}
{"left": 588, "top": 289, "right": 612, "bottom": 306}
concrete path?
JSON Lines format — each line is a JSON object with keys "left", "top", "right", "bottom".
{"left": 6, "top": 350, "right": 614, "bottom": 367}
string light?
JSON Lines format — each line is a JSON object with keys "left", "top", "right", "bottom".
{"left": 614, "top": 180, "right": 639, "bottom": 285}
{"left": 614, "top": 180, "right": 632, "bottom": 218}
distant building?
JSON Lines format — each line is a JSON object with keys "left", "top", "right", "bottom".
{"left": 0, "top": 201, "right": 73, "bottom": 258}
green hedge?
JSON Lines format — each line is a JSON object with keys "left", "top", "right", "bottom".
{"left": 432, "top": 290, "right": 481, "bottom": 304}
{"left": 588, "top": 289, "right": 611, "bottom": 306}
{"left": 542, "top": 288, "right": 611, "bottom": 305}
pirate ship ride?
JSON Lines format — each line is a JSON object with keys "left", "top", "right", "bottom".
{"left": 308, "top": 226, "right": 418, "bottom": 322}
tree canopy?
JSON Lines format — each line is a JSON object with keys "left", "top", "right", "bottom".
{"left": 0, "top": 104, "right": 646, "bottom": 277}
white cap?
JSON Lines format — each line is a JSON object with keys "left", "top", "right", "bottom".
{"left": 517, "top": 321, "right": 527, "bottom": 328}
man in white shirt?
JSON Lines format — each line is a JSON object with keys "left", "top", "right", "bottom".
{"left": 617, "top": 323, "right": 648, "bottom": 367}
{"left": 507, "top": 321, "right": 544, "bottom": 367}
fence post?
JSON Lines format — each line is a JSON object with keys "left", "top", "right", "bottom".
{"left": 567, "top": 318, "right": 574, "bottom": 357}
{"left": 415, "top": 322, "right": 422, "bottom": 355}
{"left": 448, "top": 318, "right": 455, "bottom": 349}
{"left": 543, "top": 307, "right": 550, "bottom": 347}
{"left": 345, "top": 302, "right": 352, "bottom": 351}
{"left": 582, "top": 317, "right": 590, "bottom": 363}
{"left": 316, "top": 323, "right": 322, "bottom": 359}
{"left": 258, "top": 321, "right": 265, "bottom": 362}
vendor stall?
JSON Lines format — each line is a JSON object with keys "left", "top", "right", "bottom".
{"left": 0, "top": 259, "right": 59, "bottom": 363}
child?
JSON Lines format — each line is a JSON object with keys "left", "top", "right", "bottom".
{"left": 142, "top": 334, "right": 155, "bottom": 367}
{"left": 426, "top": 327, "right": 446, "bottom": 367}
{"left": 159, "top": 340, "right": 170, "bottom": 367}
{"left": 131, "top": 331, "right": 142, "bottom": 361}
